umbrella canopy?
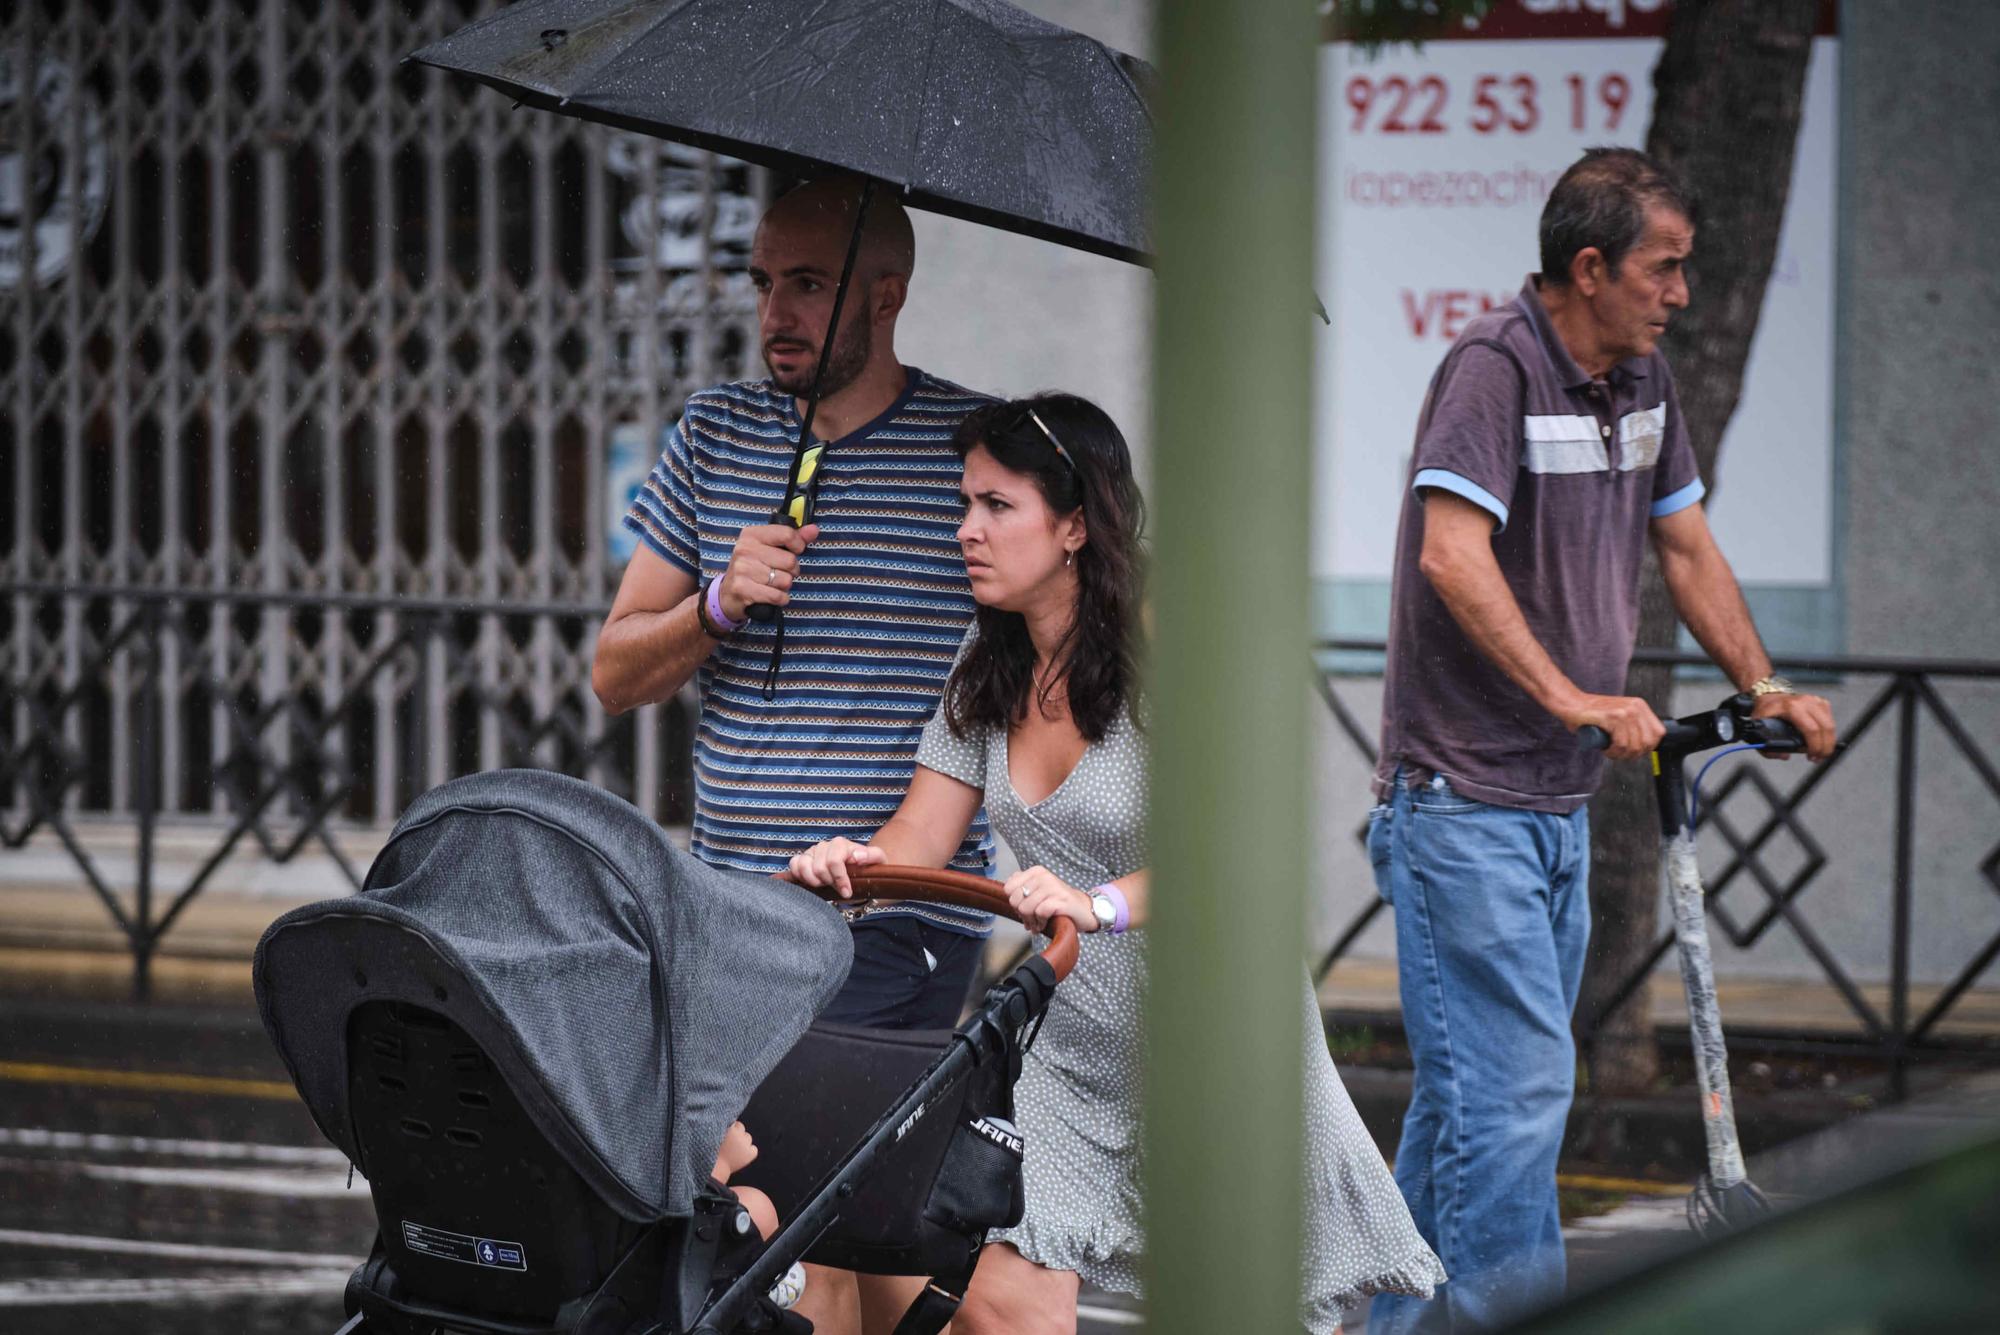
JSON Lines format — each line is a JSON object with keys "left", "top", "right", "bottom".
{"left": 408, "top": 0, "right": 1155, "bottom": 263}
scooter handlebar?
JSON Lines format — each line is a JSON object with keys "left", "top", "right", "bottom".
{"left": 1741, "top": 715, "right": 1806, "bottom": 751}
{"left": 1574, "top": 718, "right": 1706, "bottom": 752}
{"left": 1574, "top": 708, "right": 1812, "bottom": 756}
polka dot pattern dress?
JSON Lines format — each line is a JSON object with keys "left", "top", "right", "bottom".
{"left": 917, "top": 683, "right": 1445, "bottom": 1331}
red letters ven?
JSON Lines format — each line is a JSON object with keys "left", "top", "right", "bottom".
{"left": 1402, "top": 289, "right": 1518, "bottom": 340}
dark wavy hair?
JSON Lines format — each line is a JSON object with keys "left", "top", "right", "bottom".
{"left": 943, "top": 393, "right": 1145, "bottom": 744}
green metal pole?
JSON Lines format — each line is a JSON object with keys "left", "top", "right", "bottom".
{"left": 1144, "top": 0, "right": 1317, "bottom": 1331}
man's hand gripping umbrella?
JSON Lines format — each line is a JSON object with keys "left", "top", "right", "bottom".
{"left": 1579, "top": 693, "right": 1843, "bottom": 1238}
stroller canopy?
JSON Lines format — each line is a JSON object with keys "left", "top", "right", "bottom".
{"left": 255, "top": 769, "right": 853, "bottom": 1220}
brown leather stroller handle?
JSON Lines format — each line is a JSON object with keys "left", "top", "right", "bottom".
{"left": 793, "top": 864, "right": 1080, "bottom": 982}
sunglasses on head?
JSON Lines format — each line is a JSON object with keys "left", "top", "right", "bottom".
{"left": 1016, "top": 407, "right": 1080, "bottom": 473}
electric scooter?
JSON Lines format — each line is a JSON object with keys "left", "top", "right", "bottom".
{"left": 1580, "top": 693, "right": 1814, "bottom": 1238}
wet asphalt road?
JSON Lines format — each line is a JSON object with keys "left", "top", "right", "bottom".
{"left": 0, "top": 997, "right": 364, "bottom": 1334}
{"left": 0, "top": 988, "right": 1720, "bottom": 1334}
{"left": 0, "top": 993, "right": 1147, "bottom": 1334}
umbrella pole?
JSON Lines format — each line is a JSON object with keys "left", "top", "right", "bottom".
{"left": 753, "top": 177, "right": 876, "bottom": 698}
{"left": 790, "top": 176, "right": 876, "bottom": 479}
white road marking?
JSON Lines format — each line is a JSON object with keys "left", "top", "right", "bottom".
{"left": 0, "top": 1126, "right": 348, "bottom": 1166}
{"left": 0, "top": 1273, "right": 351, "bottom": 1307}
{"left": 0, "top": 1227, "right": 360, "bottom": 1269}
{"left": 52, "top": 1158, "right": 365, "bottom": 1196}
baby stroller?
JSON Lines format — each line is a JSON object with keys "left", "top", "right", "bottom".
{"left": 253, "top": 769, "right": 1076, "bottom": 1335}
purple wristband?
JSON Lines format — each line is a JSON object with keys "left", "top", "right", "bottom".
{"left": 1094, "top": 882, "right": 1130, "bottom": 935}
{"left": 704, "top": 577, "right": 742, "bottom": 635}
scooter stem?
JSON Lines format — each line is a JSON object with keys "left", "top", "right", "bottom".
{"left": 1662, "top": 825, "right": 1750, "bottom": 1191}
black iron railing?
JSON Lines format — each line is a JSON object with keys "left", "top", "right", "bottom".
{"left": 2, "top": 583, "right": 686, "bottom": 996}
{"left": 1313, "top": 640, "right": 2000, "bottom": 1092}
{"left": 8, "top": 588, "right": 1999, "bottom": 1092}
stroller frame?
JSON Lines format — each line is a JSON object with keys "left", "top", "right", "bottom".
{"left": 268, "top": 854, "right": 1077, "bottom": 1335}
{"left": 695, "top": 868, "right": 1077, "bottom": 1335}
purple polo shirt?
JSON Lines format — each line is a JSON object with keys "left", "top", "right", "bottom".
{"left": 1372, "top": 276, "right": 1705, "bottom": 813}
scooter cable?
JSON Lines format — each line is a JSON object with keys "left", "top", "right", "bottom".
{"left": 1687, "top": 743, "right": 1766, "bottom": 830}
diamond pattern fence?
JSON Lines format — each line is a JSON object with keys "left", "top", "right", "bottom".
{"left": 1314, "top": 643, "right": 2000, "bottom": 1096}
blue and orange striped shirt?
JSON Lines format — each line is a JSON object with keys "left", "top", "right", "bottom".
{"left": 624, "top": 367, "right": 995, "bottom": 935}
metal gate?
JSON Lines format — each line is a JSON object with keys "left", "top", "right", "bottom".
{"left": 3, "top": 0, "right": 768, "bottom": 845}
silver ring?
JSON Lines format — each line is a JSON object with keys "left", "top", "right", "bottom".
{"left": 767, "top": 567, "right": 780, "bottom": 585}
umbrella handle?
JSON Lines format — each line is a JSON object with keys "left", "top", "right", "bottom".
{"left": 788, "top": 864, "right": 1081, "bottom": 983}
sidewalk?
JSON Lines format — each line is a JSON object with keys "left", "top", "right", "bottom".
{"left": 1319, "top": 956, "right": 2000, "bottom": 1040}
{"left": 1542, "top": 1067, "right": 2000, "bottom": 1313}
{"left": 0, "top": 879, "right": 337, "bottom": 1006}
{"left": 9, "top": 851, "right": 2000, "bottom": 1041}
{"left": 11, "top": 814, "right": 2000, "bottom": 1020}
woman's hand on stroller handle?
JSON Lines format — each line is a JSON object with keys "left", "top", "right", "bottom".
{"left": 787, "top": 837, "right": 887, "bottom": 899}
{"left": 1003, "top": 865, "right": 1095, "bottom": 936}
{"left": 780, "top": 864, "right": 1082, "bottom": 982}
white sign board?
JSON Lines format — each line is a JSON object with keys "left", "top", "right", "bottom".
{"left": 1313, "top": 4, "right": 1839, "bottom": 636}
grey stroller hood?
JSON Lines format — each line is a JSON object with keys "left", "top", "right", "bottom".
{"left": 254, "top": 769, "right": 853, "bottom": 1221}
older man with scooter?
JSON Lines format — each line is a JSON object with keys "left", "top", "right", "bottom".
{"left": 1366, "top": 147, "right": 1838, "bottom": 1335}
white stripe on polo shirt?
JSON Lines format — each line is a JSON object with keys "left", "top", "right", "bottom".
{"left": 1521, "top": 414, "right": 1610, "bottom": 474}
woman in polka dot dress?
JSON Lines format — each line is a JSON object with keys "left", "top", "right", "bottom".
{"left": 790, "top": 394, "right": 1444, "bottom": 1334}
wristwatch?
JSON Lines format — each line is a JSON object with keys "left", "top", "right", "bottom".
{"left": 1748, "top": 674, "right": 1796, "bottom": 698}
{"left": 1089, "top": 892, "right": 1118, "bottom": 934}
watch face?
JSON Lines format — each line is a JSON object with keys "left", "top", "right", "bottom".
{"left": 1091, "top": 894, "right": 1116, "bottom": 929}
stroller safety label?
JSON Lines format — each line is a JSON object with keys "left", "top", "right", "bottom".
{"left": 400, "top": 1220, "right": 528, "bottom": 1271}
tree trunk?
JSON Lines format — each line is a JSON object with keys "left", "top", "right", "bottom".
{"left": 1578, "top": 0, "right": 1817, "bottom": 1095}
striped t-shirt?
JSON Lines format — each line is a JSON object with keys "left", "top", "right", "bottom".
{"left": 624, "top": 367, "right": 995, "bottom": 935}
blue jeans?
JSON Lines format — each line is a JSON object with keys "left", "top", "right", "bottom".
{"left": 1367, "top": 772, "right": 1591, "bottom": 1335}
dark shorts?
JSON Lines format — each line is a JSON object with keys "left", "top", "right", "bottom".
{"left": 819, "top": 915, "right": 986, "bottom": 1031}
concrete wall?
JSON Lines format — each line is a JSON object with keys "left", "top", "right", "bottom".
{"left": 1839, "top": 0, "right": 2000, "bottom": 659}
{"left": 896, "top": 0, "right": 1155, "bottom": 465}
{"left": 1803, "top": 0, "right": 2000, "bottom": 990}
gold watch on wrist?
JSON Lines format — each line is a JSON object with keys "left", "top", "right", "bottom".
{"left": 1747, "top": 674, "right": 1795, "bottom": 698}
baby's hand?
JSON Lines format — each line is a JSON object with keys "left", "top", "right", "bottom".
{"left": 714, "top": 1119, "right": 759, "bottom": 1180}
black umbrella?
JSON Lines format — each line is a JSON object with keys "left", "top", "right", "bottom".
{"left": 410, "top": 0, "right": 1155, "bottom": 685}
{"left": 411, "top": 0, "right": 1153, "bottom": 262}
